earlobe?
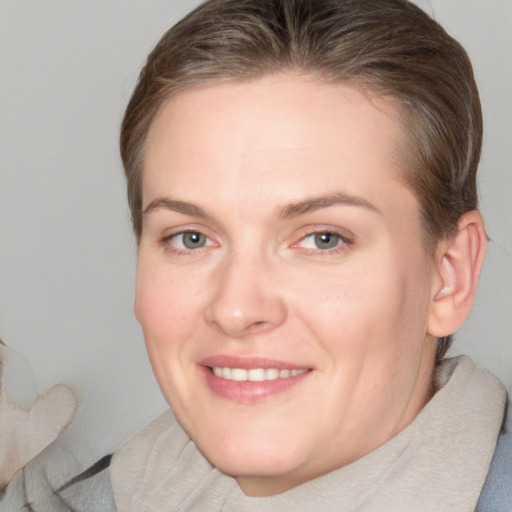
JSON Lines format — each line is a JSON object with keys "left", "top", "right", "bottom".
{"left": 427, "top": 210, "right": 487, "bottom": 338}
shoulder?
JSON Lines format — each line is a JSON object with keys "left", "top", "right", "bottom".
{"left": 0, "top": 443, "right": 116, "bottom": 512}
{"left": 477, "top": 400, "right": 512, "bottom": 512}
{"left": 110, "top": 409, "right": 193, "bottom": 494}
{"left": 110, "top": 410, "right": 236, "bottom": 511}
{"left": 112, "top": 409, "right": 187, "bottom": 468}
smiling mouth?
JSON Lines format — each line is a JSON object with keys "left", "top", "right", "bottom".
{"left": 210, "top": 367, "right": 309, "bottom": 382}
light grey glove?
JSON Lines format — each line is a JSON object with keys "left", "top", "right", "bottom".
{"left": 0, "top": 340, "right": 79, "bottom": 490}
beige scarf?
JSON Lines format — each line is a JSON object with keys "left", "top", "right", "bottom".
{"left": 111, "top": 356, "right": 506, "bottom": 512}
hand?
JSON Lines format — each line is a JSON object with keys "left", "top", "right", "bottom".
{"left": 0, "top": 342, "right": 79, "bottom": 490}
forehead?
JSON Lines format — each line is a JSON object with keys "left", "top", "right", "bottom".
{"left": 143, "top": 73, "right": 415, "bottom": 220}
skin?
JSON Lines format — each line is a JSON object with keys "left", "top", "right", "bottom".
{"left": 135, "top": 73, "right": 439, "bottom": 496}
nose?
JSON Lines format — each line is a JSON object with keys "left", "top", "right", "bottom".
{"left": 204, "top": 253, "right": 287, "bottom": 338}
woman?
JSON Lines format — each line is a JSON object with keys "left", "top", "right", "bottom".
{"left": 3, "top": 0, "right": 510, "bottom": 510}
{"left": 113, "top": 0, "right": 510, "bottom": 509}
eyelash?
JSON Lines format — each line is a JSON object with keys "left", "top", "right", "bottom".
{"left": 159, "top": 229, "right": 215, "bottom": 254}
{"left": 293, "top": 229, "right": 353, "bottom": 254}
{"left": 159, "top": 228, "right": 353, "bottom": 255}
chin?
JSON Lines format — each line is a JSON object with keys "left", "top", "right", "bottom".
{"left": 193, "top": 424, "right": 310, "bottom": 480}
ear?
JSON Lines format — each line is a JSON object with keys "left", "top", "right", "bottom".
{"left": 427, "top": 210, "right": 487, "bottom": 338}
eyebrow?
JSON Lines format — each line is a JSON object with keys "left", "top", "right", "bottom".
{"left": 143, "top": 197, "right": 209, "bottom": 218}
{"left": 275, "top": 191, "right": 381, "bottom": 219}
{"left": 142, "top": 191, "right": 380, "bottom": 221}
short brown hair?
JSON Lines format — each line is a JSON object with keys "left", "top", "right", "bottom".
{"left": 120, "top": 0, "right": 483, "bottom": 358}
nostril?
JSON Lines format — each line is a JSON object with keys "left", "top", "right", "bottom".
{"left": 246, "top": 319, "right": 272, "bottom": 334}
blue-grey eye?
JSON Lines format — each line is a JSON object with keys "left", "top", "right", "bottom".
{"left": 179, "top": 231, "right": 207, "bottom": 249}
{"left": 299, "top": 231, "right": 343, "bottom": 250}
{"left": 314, "top": 232, "right": 340, "bottom": 249}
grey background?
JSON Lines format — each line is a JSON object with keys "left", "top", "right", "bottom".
{"left": 1, "top": 0, "right": 511, "bottom": 465}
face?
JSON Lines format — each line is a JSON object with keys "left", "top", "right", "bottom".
{"left": 135, "top": 74, "right": 438, "bottom": 496}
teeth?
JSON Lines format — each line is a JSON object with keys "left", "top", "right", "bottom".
{"left": 248, "top": 368, "right": 266, "bottom": 381}
{"left": 231, "top": 368, "right": 247, "bottom": 381}
{"left": 265, "top": 368, "right": 279, "bottom": 380}
{"left": 211, "top": 367, "right": 307, "bottom": 382}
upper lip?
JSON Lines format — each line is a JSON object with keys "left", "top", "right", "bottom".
{"left": 197, "top": 355, "right": 311, "bottom": 370}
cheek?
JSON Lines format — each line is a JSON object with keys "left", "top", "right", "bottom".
{"left": 134, "top": 262, "right": 204, "bottom": 407}
{"left": 291, "top": 258, "right": 429, "bottom": 357}
{"left": 291, "top": 266, "right": 380, "bottom": 334}
{"left": 134, "top": 261, "right": 202, "bottom": 351}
